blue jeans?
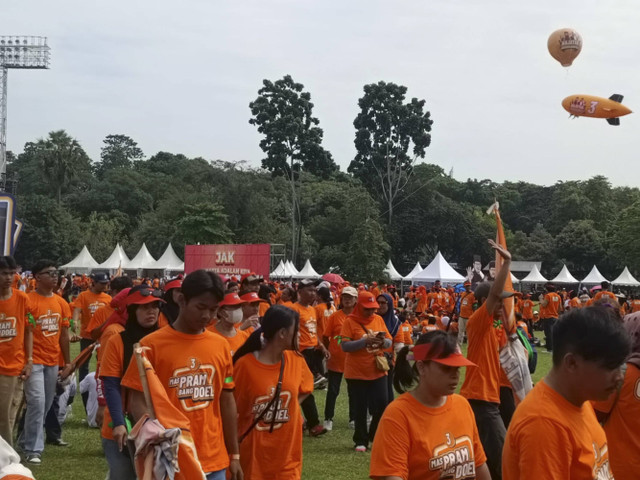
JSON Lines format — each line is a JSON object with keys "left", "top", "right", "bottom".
{"left": 102, "top": 437, "right": 136, "bottom": 480}
{"left": 206, "top": 469, "right": 226, "bottom": 480}
{"left": 18, "top": 364, "right": 58, "bottom": 455}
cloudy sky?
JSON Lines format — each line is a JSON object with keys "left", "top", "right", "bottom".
{"left": 3, "top": 0, "right": 640, "bottom": 186}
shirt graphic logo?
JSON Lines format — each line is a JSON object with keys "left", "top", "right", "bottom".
{"left": 251, "top": 388, "right": 292, "bottom": 431}
{"left": 429, "top": 434, "right": 476, "bottom": 479}
{"left": 0, "top": 313, "right": 17, "bottom": 341}
{"left": 168, "top": 357, "right": 216, "bottom": 412}
{"left": 38, "top": 310, "right": 60, "bottom": 337}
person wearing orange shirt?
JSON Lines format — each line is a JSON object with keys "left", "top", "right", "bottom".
{"left": 208, "top": 293, "right": 250, "bottom": 357}
{"left": 0, "top": 256, "right": 33, "bottom": 447}
{"left": 458, "top": 282, "right": 475, "bottom": 345}
{"left": 415, "top": 286, "right": 428, "bottom": 315}
{"left": 257, "top": 284, "right": 273, "bottom": 318}
{"left": 459, "top": 239, "right": 512, "bottom": 480}
{"left": 237, "top": 291, "right": 265, "bottom": 333}
{"left": 232, "top": 305, "right": 313, "bottom": 480}
{"left": 322, "top": 286, "right": 357, "bottom": 432}
{"left": 278, "top": 287, "right": 296, "bottom": 308}
{"left": 340, "top": 292, "right": 392, "bottom": 452}
{"left": 593, "top": 281, "right": 617, "bottom": 304}
{"left": 370, "top": 331, "right": 490, "bottom": 480}
{"left": 100, "top": 285, "right": 161, "bottom": 480}
{"left": 19, "top": 260, "right": 72, "bottom": 465}
{"left": 315, "top": 286, "right": 336, "bottom": 346}
{"left": 503, "top": 306, "right": 629, "bottom": 480}
{"left": 539, "top": 283, "right": 563, "bottom": 352}
{"left": 88, "top": 277, "right": 133, "bottom": 341}
{"left": 158, "top": 276, "right": 182, "bottom": 327}
{"left": 123, "top": 270, "right": 242, "bottom": 480}
{"left": 370, "top": 282, "right": 381, "bottom": 299}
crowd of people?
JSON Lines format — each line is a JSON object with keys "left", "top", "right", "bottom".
{"left": 0, "top": 245, "right": 638, "bottom": 479}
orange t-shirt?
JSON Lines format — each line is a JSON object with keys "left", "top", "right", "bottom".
{"left": 459, "top": 304, "right": 501, "bottom": 404}
{"left": 370, "top": 393, "right": 486, "bottom": 480}
{"left": 0, "top": 290, "right": 33, "bottom": 376}
{"left": 340, "top": 314, "right": 392, "bottom": 381}
{"left": 569, "top": 297, "right": 581, "bottom": 309}
{"left": 86, "top": 304, "right": 114, "bottom": 339}
{"left": 314, "top": 303, "right": 336, "bottom": 340}
{"left": 28, "top": 292, "right": 71, "bottom": 367}
{"left": 630, "top": 300, "right": 640, "bottom": 313}
{"left": 209, "top": 324, "right": 249, "bottom": 356}
{"left": 592, "top": 364, "right": 640, "bottom": 480}
{"left": 521, "top": 300, "right": 534, "bottom": 320}
{"left": 401, "top": 321, "right": 413, "bottom": 345}
{"left": 291, "top": 303, "right": 318, "bottom": 350}
{"left": 427, "top": 291, "right": 445, "bottom": 311}
{"left": 96, "top": 322, "right": 125, "bottom": 375}
{"left": 233, "top": 351, "right": 313, "bottom": 480}
{"left": 98, "top": 332, "right": 126, "bottom": 441}
{"left": 75, "top": 290, "right": 112, "bottom": 339}
{"left": 121, "top": 326, "right": 235, "bottom": 473}
{"left": 540, "top": 292, "right": 562, "bottom": 319}
{"left": 416, "top": 293, "right": 428, "bottom": 313}
{"left": 11, "top": 273, "right": 21, "bottom": 290}
{"left": 323, "top": 310, "right": 349, "bottom": 373}
{"left": 503, "top": 380, "right": 613, "bottom": 480}
{"left": 459, "top": 292, "right": 475, "bottom": 318}
{"left": 594, "top": 290, "right": 617, "bottom": 303}
{"left": 258, "top": 302, "right": 270, "bottom": 317}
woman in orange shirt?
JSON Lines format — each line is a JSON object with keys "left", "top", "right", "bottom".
{"left": 158, "top": 276, "right": 182, "bottom": 327}
{"left": 208, "top": 292, "right": 250, "bottom": 356}
{"left": 315, "top": 286, "right": 336, "bottom": 344}
{"left": 232, "top": 305, "right": 313, "bottom": 480}
{"left": 370, "top": 331, "right": 490, "bottom": 480}
{"left": 340, "top": 292, "right": 392, "bottom": 452}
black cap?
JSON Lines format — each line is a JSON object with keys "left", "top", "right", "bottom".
{"left": 91, "top": 271, "right": 110, "bottom": 283}
{"left": 299, "top": 278, "right": 320, "bottom": 289}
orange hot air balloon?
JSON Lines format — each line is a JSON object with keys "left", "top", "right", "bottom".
{"left": 548, "top": 28, "right": 582, "bottom": 67}
{"left": 562, "top": 94, "right": 632, "bottom": 126}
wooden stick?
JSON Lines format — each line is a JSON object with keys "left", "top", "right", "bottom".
{"left": 133, "top": 342, "right": 156, "bottom": 420}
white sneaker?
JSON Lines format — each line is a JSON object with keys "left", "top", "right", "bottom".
{"left": 349, "top": 420, "right": 355, "bottom": 429}
{"left": 323, "top": 420, "right": 333, "bottom": 431}
{"left": 355, "top": 445, "right": 367, "bottom": 452}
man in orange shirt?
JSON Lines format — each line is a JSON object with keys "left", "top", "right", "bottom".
{"left": 593, "top": 281, "right": 617, "bottom": 303}
{"left": 503, "top": 306, "right": 629, "bottom": 479}
{"left": 539, "top": 283, "right": 563, "bottom": 352}
{"left": 459, "top": 240, "right": 512, "bottom": 480}
{"left": 457, "top": 281, "right": 475, "bottom": 344}
{"left": 19, "top": 260, "right": 72, "bottom": 465}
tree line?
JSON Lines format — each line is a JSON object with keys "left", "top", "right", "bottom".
{"left": 7, "top": 75, "right": 640, "bottom": 282}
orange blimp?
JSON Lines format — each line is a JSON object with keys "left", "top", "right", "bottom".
{"left": 562, "top": 94, "right": 632, "bottom": 126}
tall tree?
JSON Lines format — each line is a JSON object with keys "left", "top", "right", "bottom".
{"left": 249, "top": 74, "right": 337, "bottom": 262}
{"left": 96, "top": 134, "right": 144, "bottom": 178}
{"left": 349, "top": 81, "right": 433, "bottom": 225}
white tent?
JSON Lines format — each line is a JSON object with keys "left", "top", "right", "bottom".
{"left": 285, "top": 260, "right": 299, "bottom": 277}
{"left": 611, "top": 267, "right": 640, "bottom": 287}
{"left": 126, "top": 243, "right": 157, "bottom": 271}
{"left": 270, "top": 260, "right": 287, "bottom": 278}
{"left": 510, "top": 273, "right": 520, "bottom": 284}
{"left": 550, "top": 265, "right": 579, "bottom": 284}
{"left": 581, "top": 266, "right": 608, "bottom": 285}
{"left": 98, "top": 243, "right": 131, "bottom": 271}
{"left": 412, "top": 252, "right": 465, "bottom": 285}
{"left": 402, "top": 262, "right": 423, "bottom": 282}
{"left": 384, "top": 260, "right": 403, "bottom": 282}
{"left": 294, "top": 259, "right": 321, "bottom": 279}
{"left": 60, "top": 245, "right": 100, "bottom": 273}
{"left": 149, "top": 243, "right": 184, "bottom": 272}
{"left": 521, "top": 265, "right": 548, "bottom": 283}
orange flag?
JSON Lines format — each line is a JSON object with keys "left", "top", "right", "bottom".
{"left": 135, "top": 350, "right": 207, "bottom": 480}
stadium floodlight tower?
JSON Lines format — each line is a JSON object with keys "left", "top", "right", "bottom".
{"left": 0, "top": 36, "right": 50, "bottom": 185}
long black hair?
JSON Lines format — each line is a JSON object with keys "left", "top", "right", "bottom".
{"left": 233, "top": 305, "right": 299, "bottom": 364}
{"left": 393, "top": 331, "right": 458, "bottom": 394}
{"left": 120, "top": 288, "right": 160, "bottom": 373}
{"left": 160, "top": 277, "right": 181, "bottom": 325}
{"left": 317, "top": 286, "right": 333, "bottom": 308}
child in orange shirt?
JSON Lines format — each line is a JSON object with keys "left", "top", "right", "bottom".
{"left": 370, "top": 331, "right": 490, "bottom": 480}
{"left": 232, "top": 305, "right": 313, "bottom": 480}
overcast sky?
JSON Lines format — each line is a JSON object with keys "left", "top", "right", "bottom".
{"left": 3, "top": 0, "right": 640, "bottom": 186}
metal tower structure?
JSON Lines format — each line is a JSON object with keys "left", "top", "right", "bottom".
{"left": 0, "top": 36, "right": 50, "bottom": 189}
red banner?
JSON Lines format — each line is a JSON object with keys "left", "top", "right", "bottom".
{"left": 184, "top": 244, "right": 271, "bottom": 279}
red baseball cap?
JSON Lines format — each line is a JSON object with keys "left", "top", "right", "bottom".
{"left": 164, "top": 278, "right": 182, "bottom": 292}
{"left": 239, "top": 292, "right": 268, "bottom": 304}
{"left": 412, "top": 342, "right": 476, "bottom": 367}
{"left": 126, "top": 286, "right": 165, "bottom": 306}
{"left": 358, "top": 292, "right": 379, "bottom": 309}
{"left": 219, "top": 292, "right": 245, "bottom": 306}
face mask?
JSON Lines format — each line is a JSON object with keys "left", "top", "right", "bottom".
{"left": 229, "top": 308, "right": 243, "bottom": 324}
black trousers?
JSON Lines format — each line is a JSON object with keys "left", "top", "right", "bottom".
{"left": 499, "top": 386, "right": 516, "bottom": 429}
{"left": 346, "top": 376, "right": 388, "bottom": 448}
{"left": 300, "top": 348, "right": 320, "bottom": 429}
{"left": 302, "top": 348, "right": 322, "bottom": 377}
{"left": 469, "top": 399, "right": 506, "bottom": 480}
{"left": 79, "top": 338, "right": 93, "bottom": 408}
{"left": 386, "top": 364, "right": 395, "bottom": 405}
{"left": 324, "top": 370, "right": 354, "bottom": 422}
{"left": 542, "top": 318, "right": 556, "bottom": 351}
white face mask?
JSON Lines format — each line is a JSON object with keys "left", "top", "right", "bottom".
{"left": 229, "top": 308, "right": 243, "bottom": 324}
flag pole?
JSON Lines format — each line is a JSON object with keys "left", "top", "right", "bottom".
{"left": 133, "top": 342, "right": 156, "bottom": 420}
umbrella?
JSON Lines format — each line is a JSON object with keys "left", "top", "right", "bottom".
{"left": 590, "top": 285, "right": 602, "bottom": 293}
{"left": 322, "top": 273, "right": 345, "bottom": 284}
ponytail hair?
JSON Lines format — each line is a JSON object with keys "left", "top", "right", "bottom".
{"left": 393, "top": 330, "right": 458, "bottom": 394}
{"left": 233, "top": 305, "right": 299, "bottom": 364}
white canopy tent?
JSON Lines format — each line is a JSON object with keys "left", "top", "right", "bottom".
{"left": 384, "top": 260, "right": 403, "bottom": 282}
{"left": 412, "top": 252, "right": 465, "bottom": 285}
{"left": 285, "top": 260, "right": 299, "bottom": 277}
{"left": 521, "top": 265, "right": 548, "bottom": 283}
{"left": 611, "top": 267, "right": 640, "bottom": 287}
{"left": 149, "top": 243, "right": 184, "bottom": 272}
{"left": 60, "top": 245, "right": 100, "bottom": 273}
{"left": 294, "top": 259, "right": 321, "bottom": 279}
{"left": 402, "top": 262, "right": 423, "bottom": 282}
{"left": 98, "top": 243, "right": 131, "bottom": 272}
{"left": 550, "top": 265, "right": 579, "bottom": 284}
{"left": 510, "top": 273, "right": 520, "bottom": 284}
{"left": 581, "top": 266, "right": 608, "bottom": 285}
{"left": 270, "top": 260, "right": 287, "bottom": 278}
{"left": 126, "top": 243, "right": 157, "bottom": 271}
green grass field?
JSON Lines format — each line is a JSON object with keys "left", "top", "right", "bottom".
{"left": 31, "top": 332, "right": 552, "bottom": 479}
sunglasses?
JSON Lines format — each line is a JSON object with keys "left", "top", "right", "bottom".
{"left": 138, "top": 288, "right": 163, "bottom": 298}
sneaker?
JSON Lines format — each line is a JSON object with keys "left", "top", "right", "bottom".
{"left": 355, "top": 445, "right": 367, "bottom": 452}
{"left": 313, "top": 374, "right": 328, "bottom": 389}
{"left": 349, "top": 420, "right": 355, "bottom": 429}
{"left": 46, "top": 438, "right": 70, "bottom": 447}
{"left": 25, "top": 454, "right": 41, "bottom": 465}
{"left": 308, "top": 424, "right": 328, "bottom": 437}
{"left": 323, "top": 420, "right": 333, "bottom": 431}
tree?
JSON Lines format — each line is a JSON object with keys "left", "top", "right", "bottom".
{"left": 95, "top": 134, "right": 144, "bottom": 178}
{"left": 174, "top": 202, "right": 233, "bottom": 245}
{"left": 554, "top": 220, "right": 606, "bottom": 276}
{"left": 249, "top": 75, "right": 337, "bottom": 262}
{"left": 348, "top": 81, "right": 433, "bottom": 225}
